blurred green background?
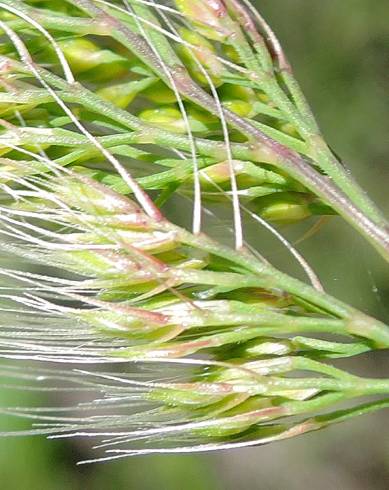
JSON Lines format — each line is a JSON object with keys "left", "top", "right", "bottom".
{"left": 1, "top": 0, "right": 388, "bottom": 488}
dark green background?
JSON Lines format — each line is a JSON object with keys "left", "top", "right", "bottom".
{"left": 1, "top": 1, "right": 388, "bottom": 488}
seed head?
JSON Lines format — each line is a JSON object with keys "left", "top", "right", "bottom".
{"left": 0, "top": 0, "right": 387, "bottom": 463}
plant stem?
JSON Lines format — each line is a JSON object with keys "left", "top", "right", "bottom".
{"left": 170, "top": 227, "right": 389, "bottom": 347}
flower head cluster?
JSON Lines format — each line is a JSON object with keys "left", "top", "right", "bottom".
{"left": 0, "top": 0, "right": 388, "bottom": 462}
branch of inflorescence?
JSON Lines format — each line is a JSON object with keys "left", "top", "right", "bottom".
{"left": 0, "top": 0, "right": 389, "bottom": 263}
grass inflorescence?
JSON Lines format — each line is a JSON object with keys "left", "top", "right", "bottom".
{"left": 0, "top": 0, "right": 388, "bottom": 462}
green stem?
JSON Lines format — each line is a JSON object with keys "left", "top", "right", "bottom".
{"left": 227, "top": 2, "right": 388, "bottom": 231}
{"left": 270, "top": 376, "right": 389, "bottom": 397}
{"left": 170, "top": 227, "right": 389, "bottom": 347}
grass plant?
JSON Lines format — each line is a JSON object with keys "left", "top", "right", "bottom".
{"left": 0, "top": 0, "right": 387, "bottom": 462}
